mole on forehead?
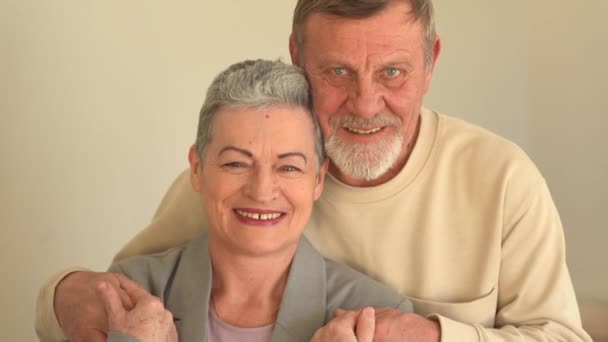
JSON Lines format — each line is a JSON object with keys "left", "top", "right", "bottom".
{"left": 265, "top": 114, "right": 270, "bottom": 119}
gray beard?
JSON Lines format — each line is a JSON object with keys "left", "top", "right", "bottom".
{"left": 325, "top": 130, "right": 403, "bottom": 181}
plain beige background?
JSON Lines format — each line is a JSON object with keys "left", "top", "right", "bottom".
{"left": 1, "top": 1, "right": 606, "bottom": 340}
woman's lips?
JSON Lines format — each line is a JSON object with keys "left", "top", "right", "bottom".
{"left": 233, "top": 208, "right": 286, "bottom": 226}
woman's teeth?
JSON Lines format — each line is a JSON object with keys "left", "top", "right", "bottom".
{"left": 236, "top": 209, "right": 282, "bottom": 221}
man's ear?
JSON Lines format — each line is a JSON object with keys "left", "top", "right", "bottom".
{"left": 188, "top": 145, "right": 203, "bottom": 192}
{"left": 429, "top": 35, "right": 441, "bottom": 74}
{"left": 313, "top": 159, "right": 330, "bottom": 200}
{"left": 289, "top": 33, "right": 300, "bottom": 66}
{"left": 423, "top": 36, "right": 442, "bottom": 93}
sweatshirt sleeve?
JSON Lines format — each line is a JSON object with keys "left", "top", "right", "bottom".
{"left": 34, "top": 268, "right": 88, "bottom": 342}
{"left": 433, "top": 179, "right": 591, "bottom": 341}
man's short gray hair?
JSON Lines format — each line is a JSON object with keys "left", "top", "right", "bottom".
{"left": 195, "top": 59, "right": 325, "bottom": 170}
{"left": 292, "top": 0, "right": 436, "bottom": 68}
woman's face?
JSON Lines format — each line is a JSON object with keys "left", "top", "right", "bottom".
{"left": 189, "top": 105, "right": 327, "bottom": 257}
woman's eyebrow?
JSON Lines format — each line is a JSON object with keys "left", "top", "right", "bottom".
{"left": 278, "top": 152, "right": 307, "bottom": 164}
{"left": 218, "top": 146, "right": 252, "bottom": 157}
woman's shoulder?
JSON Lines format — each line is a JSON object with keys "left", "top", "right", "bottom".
{"left": 108, "top": 233, "right": 207, "bottom": 298}
{"left": 323, "top": 258, "right": 413, "bottom": 316}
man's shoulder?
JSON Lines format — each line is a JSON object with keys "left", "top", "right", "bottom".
{"left": 431, "top": 109, "right": 542, "bottom": 183}
{"left": 436, "top": 111, "right": 524, "bottom": 155}
{"left": 323, "top": 258, "right": 413, "bottom": 316}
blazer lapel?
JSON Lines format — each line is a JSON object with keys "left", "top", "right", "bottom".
{"left": 270, "top": 237, "right": 327, "bottom": 342}
{"left": 165, "top": 234, "right": 212, "bottom": 342}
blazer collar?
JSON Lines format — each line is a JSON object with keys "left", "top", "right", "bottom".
{"left": 271, "top": 237, "right": 327, "bottom": 341}
{"left": 165, "top": 234, "right": 211, "bottom": 341}
{"left": 164, "top": 235, "right": 327, "bottom": 342}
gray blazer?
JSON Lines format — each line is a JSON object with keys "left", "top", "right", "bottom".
{"left": 107, "top": 234, "right": 412, "bottom": 342}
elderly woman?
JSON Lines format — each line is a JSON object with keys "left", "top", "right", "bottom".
{"left": 102, "top": 59, "right": 412, "bottom": 342}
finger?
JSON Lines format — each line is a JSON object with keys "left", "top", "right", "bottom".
{"left": 335, "top": 308, "right": 346, "bottom": 317}
{"left": 114, "top": 274, "right": 151, "bottom": 303}
{"left": 332, "top": 309, "right": 359, "bottom": 328}
{"left": 372, "top": 307, "right": 393, "bottom": 314}
{"left": 117, "top": 287, "right": 135, "bottom": 310}
{"left": 373, "top": 307, "right": 402, "bottom": 320}
{"left": 355, "top": 307, "right": 375, "bottom": 342}
{"left": 334, "top": 308, "right": 357, "bottom": 317}
{"left": 96, "top": 282, "right": 125, "bottom": 325}
{"left": 82, "top": 328, "right": 107, "bottom": 342}
{"left": 103, "top": 273, "right": 135, "bottom": 309}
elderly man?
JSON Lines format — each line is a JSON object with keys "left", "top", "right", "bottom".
{"left": 36, "top": 1, "right": 590, "bottom": 341}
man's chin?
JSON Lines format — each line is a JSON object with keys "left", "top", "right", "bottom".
{"left": 328, "top": 156, "right": 394, "bottom": 182}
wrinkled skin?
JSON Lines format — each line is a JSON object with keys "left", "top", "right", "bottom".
{"left": 311, "top": 307, "right": 375, "bottom": 342}
{"left": 97, "top": 281, "right": 177, "bottom": 342}
{"left": 54, "top": 271, "right": 135, "bottom": 341}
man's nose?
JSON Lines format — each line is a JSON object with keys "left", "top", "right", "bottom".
{"left": 347, "top": 74, "right": 384, "bottom": 118}
{"left": 244, "top": 168, "right": 279, "bottom": 203}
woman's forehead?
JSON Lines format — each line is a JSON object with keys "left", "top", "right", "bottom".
{"left": 210, "top": 106, "right": 316, "bottom": 152}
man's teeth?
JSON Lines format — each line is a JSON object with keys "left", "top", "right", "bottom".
{"left": 346, "top": 127, "right": 382, "bottom": 134}
{"left": 236, "top": 209, "right": 282, "bottom": 220}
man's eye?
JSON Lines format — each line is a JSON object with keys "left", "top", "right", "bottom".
{"left": 333, "top": 67, "right": 347, "bottom": 76}
{"left": 223, "top": 161, "right": 246, "bottom": 168}
{"left": 385, "top": 67, "right": 401, "bottom": 77}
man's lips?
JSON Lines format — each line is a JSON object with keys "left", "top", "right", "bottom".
{"left": 344, "top": 126, "right": 384, "bottom": 134}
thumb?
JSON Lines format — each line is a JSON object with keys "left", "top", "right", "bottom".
{"left": 355, "top": 307, "right": 375, "bottom": 342}
{"left": 96, "top": 282, "right": 125, "bottom": 329}
{"left": 116, "top": 275, "right": 153, "bottom": 304}
{"left": 334, "top": 308, "right": 351, "bottom": 317}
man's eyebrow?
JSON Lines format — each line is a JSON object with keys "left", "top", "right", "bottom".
{"left": 218, "top": 146, "right": 252, "bottom": 157}
{"left": 278, "top": 152, "right": 307, "bottom": 164}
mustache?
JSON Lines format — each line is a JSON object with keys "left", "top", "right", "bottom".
{"left": 329, "top": 113, "right": 401, "bottom": 128}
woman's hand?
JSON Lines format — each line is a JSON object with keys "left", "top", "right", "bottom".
{"left": 97, "top": 280, "right": 177, "bottom": 342}
{"left": 311, "top": 307, "right": 375, "bottom": 342}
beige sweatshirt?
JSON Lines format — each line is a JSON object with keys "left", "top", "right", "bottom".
{"left": 35, "top": 108, "right": 591, "bottom": 341}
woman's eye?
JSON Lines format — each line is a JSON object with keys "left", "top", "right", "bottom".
{"left": 385, "top": 67, "right": 401, "bottom": 77}
{"left": 280, "top": 165, "right": 302, "bottom": 173}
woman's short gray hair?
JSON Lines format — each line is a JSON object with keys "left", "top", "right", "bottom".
{"left": 195, "top": 59, "right": 325, "bottom": 170}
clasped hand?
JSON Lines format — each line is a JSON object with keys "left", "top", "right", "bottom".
{"left": 55, "top": 271, "right": 176, "bottom": 341}
{"left": 311, "top": 307, "right": 440, "bottom": 342}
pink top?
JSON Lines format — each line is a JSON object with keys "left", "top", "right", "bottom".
{"left": 207, "top": 308, "right": 274, "bottom": 342}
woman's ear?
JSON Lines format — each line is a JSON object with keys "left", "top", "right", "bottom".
{"left": 313, "top": 159, "right": 330, "bottom": 200}
{"left": 188, "top": 145, "right": 203, "bottom": 192}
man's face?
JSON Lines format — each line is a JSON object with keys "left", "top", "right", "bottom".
{"left": 292, "top": 1, "right": 439, "bottom": 186}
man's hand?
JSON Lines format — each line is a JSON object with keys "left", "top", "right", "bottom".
{"left": 97, "top": 280, "right": 177, "bottom": 342}
{"left": 54, "top": 271, "right": 135, "bottom": 341}
{"left": 311, "top": 307, "right": 375, "bottom": 342}
{"left": 372, "top": 307, "right": 440, "bottom": 342}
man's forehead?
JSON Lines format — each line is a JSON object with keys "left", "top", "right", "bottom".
{"left": 302, "top": 0, "right": 415, "bottom": 26}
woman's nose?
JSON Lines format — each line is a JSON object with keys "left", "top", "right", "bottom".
{"left": 243, "top": 168, "right": 279, "bottom": 203}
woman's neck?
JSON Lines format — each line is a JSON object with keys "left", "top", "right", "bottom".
{"left": 208, "top": 237, "right": 297, "bottom": 327}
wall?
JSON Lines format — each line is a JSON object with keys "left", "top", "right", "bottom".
{"left": 527, "top": 0, "right": 608, "bottom": 302}
{"left": 0, "top": 0, "right": 605, "bottom": 340}
{"left": 1, "top": 1, "right": 294, "bottom": 340}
